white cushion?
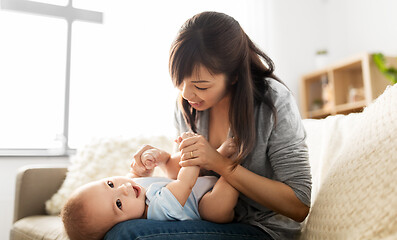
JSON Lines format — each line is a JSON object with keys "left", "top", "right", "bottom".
{"left": 301, "top": 84, "right": 397, "bottom": 239}
{"left": 303, "top": 113, "right": 359, "bottom": 203}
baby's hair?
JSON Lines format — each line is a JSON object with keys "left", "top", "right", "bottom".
{"left": 61, "top": 193, "right": 106, "bottom": 240}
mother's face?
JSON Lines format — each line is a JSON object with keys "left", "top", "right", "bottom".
{"left": 177, "top": 65, "right": 229, "bottom": 111}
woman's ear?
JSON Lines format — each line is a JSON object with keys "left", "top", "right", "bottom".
{"left": 231, "top": 77, "right": 238, "bottom": 85}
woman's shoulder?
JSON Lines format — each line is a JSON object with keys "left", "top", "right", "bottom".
{"left": 265, "top": 78, "right": 295, "bottom": 108}
{"left": 266, "top": 78, "right": 291, "bottom": 97}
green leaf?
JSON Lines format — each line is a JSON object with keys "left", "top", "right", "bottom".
{"left": 373, "top": 53, "right": 397, "bottom": 85}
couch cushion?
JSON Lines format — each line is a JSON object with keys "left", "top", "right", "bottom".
{"left": 10, "top": 216, "right": 68, "bottom": 240}
{"left": 300, "top": 84, "right": 397, "bottom": 239}
{"left": 303, "top": 113, "right": 359, "bottom": 203}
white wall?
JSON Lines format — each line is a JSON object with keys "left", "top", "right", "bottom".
{"left": 267, "top": 0, "right": 397, "bottom": 107}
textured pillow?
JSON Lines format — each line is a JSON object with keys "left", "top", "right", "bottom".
{"left": 301, "top": 84, "right": 397, "bottom": 239}
{"left": 45, "top": 136, "right": 173, "bottom": 215}
{"left": 303, "top": 113, "right": 360, "bottom": 203}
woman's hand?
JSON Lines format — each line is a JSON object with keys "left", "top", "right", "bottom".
{"left": 130, "top": 145, "right": 170, "bottom": 177}
{"left": 178, "top": 134, "right": 234, "bottom": 175}
{"left": 174, "top": 132, "right": 196, "bottom": 145}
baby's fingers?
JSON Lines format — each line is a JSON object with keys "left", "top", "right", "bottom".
{"left": 132, "top": 145, "right": 153, "bottom": 166}
{"left": 144, "top": 159, "right": 156, "bottom": 169}
{"left": 141, "top": 152, "right": 156, "bottom": 168}
{"left": 174, "top": 136, "right": 183, "bottom": 145}
{"left": 181, "top": 132, "right": 196, "bottom": 139}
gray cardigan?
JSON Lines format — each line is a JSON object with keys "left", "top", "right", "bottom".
{"left": 174, "top": 79, "right": 312, "bottom": 240}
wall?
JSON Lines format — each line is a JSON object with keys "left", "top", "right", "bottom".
{"left": 267, "top": 0, "right": 397, "bottom": 107}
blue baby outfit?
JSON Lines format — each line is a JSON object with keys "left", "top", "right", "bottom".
{"left": 134, "top": 176, "right": 217, "bottom": 221}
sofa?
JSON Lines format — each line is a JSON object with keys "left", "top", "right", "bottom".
{"left": 10, "top": 84, "right": 397, "bottom": 240}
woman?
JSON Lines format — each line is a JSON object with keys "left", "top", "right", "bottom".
{"left": 106, "top": 11, "right": 311, "bottom": 240}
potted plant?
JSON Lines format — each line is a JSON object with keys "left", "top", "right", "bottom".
{"left": 373, "top": 53, "right": 397, "bottom": 85}
{"left": 315, "top": 49, "right": 328, "bottom": 69}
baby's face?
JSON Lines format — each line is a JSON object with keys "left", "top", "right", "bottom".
{"left": 78, "top": 176, "right": 146, "bottom": 229}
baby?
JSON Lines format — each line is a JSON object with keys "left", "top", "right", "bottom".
{"left": 61, "top": 133, "right": 238, "bottom": 240}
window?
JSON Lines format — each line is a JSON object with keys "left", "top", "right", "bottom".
{"left": 0, "top": 0, "right": 269, "bottom": 155}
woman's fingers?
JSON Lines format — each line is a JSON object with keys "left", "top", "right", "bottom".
{"left": 179, "top": 158, "right": 199, "bottom": 168}
{"left": 178, "top": 136, "right": 199, "bottom": 151}
{"left": 179, "top": 145, "right": 197, "bottom": 159}
{"left": 175, "top": 132, "right": 197, "bottom": 144}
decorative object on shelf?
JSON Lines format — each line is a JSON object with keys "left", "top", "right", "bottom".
{"left": 321, "top": 74, "right": 333, "bottom": 111}
{"left": 315, "top": 49, "right": 329, "bottom": 69}
{"left": 373, "top": 53, "right": 397, "bottom": 85}
{"left": 300, "top": 53, "right": 395, "bottom": 119}
{"left": 348, "top": 86, "right": 365, "bottom": 103}
{"left": 311, "top": 99, "right": 323, "bottom": 111}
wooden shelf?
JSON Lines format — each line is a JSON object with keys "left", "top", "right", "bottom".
{"left": 307, "top": 109, "right": 332, "bottom": 119}
{"left": 300, "top": 53, "right": 395, "bottom": 119}
{"left": 335, "top": 101, "right": 366, "bottom": 113}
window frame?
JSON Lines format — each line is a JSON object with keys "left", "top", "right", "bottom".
{"left": 0, "top": 0, "right": 103, "bottom": 156}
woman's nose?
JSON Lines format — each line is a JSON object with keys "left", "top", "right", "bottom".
{"left": 180, "top": 82, "right": 194, "bottom": 100}
{"left": 119, "top": 182, "right": 131, "bottom": 196}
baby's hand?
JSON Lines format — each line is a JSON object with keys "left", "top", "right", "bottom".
{"left": 174, "top": 132, "right": 197, "bottom": 145}
{"left": 217, "top": 138, "right": 237, "bottom": 159}
{"left": 141, "top": 148, "right": 161, "bottom": 169}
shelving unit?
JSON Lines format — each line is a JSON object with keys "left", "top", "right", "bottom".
{"left": 300, "top": 53, "right": 396, "bottom": 119}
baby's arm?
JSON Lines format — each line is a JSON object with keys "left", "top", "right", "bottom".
{"left": 165, "top": 132, "right": 200, "bottom": 206}
{"left": 166, "top": 165, "right": 200, "bottom": 206}
{"left": 158, "top": 151, "right": 181, "bottom": 180}
{"left": 140, "top": 147, "right": 185, "bottom": 180}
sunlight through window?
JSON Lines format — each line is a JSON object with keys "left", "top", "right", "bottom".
{"left": 0, "top": 0, "right": 269, "bottom": 153}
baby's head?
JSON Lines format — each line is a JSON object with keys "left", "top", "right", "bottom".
{"left": 61, "top": 176, "right": 146, "bottom": 240}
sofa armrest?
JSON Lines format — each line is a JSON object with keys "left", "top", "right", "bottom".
{"left": 13, "top": 165, "right": 68, "bottom": 223}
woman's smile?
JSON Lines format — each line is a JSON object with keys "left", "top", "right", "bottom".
{"left": 188, "top": 100, "right": 204, "bottom": 108}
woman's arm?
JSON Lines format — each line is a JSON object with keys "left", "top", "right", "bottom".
{"left": 178, "top": 135, "right": 310, "bottom": 222}
{"left": 220, "top": 164, "right": 309, "bottom": 222}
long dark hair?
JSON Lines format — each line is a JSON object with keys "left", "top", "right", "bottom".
{"left": 169, "top": 11, "right": 280, "bottom": 164}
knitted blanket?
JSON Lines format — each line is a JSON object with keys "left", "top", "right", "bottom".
{"left": 301, "top": 84, "right": 397, "bottom": 239}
